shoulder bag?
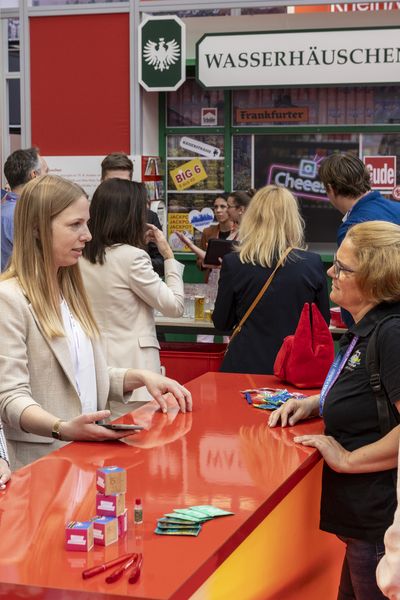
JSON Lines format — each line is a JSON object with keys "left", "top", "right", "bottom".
{"left": 225, "top": 247, "right": 292, "bottom": 354}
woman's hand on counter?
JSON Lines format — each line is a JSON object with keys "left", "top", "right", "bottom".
{"left": 268, "top": 394, "right": 320, "bottom": 428}
{"left": 293, "top": 434, "right": 350, "bottom": 473}
{"left": 0, "top": 458, "right": 11, "bottom": 489}
{"left": 124, "top": 369, "right": 192, "bottom": 414}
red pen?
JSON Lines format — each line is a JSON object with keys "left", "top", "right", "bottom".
{"left": 128, "top": 553, "right": 143, "bottom": 584}
{"left": 105, "top": 553, "right": 138, "bottom": 584}
{"left": 82, "top": 553, "right": 134, "bottom": 580}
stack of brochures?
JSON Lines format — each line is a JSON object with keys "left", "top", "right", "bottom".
{"left": 155, "top": 505, "right": 234, "bottom": 537}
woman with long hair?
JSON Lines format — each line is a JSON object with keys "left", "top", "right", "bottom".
{"left": 0, "top": 175, "right": 191, "bottom": 469}
{"left": 212, "top": 184, "right": 330, "bottom": 374}
{"left": 80, "top": 178, "right": 185, "bottom": 417}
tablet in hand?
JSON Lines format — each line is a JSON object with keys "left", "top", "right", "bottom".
{"left": 204, "top": 238, "right": 235, "bottom": 266}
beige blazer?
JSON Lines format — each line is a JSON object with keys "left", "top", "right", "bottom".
{"left": 80, "top": 245, "right": 184, "bottom": 417}
{"left": 0, "top": 278, "right": 128, "bottom": 470}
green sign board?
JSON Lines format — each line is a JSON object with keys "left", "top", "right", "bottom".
{"left": 138, "top": 15, "right": 186, "bottom": 92}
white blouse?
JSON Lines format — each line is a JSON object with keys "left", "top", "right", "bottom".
{"left": 60, "top": 299, "right": 97, "bottom": 414}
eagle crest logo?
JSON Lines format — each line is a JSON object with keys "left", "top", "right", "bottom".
{"left": 143, "top": 37, "right": 180, "bottom": 72}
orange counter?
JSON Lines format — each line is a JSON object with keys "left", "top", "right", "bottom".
{"left": 0, "top": 373, "right": 344, "bottom": 599}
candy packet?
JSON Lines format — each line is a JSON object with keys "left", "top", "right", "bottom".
{"left": 154, "top": 526, "right": 201, "bottom": 536}
{"left": 189, "top": 505, "right": 234, "bottom": 518}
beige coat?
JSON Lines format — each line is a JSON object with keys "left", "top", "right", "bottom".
{"left": 80, "top": 245, "right": 184, "bottom": 417}
{"left": 0, "top": 278, "right": 128, "bottom": 470}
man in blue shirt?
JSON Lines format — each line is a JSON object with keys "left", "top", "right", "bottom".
{"left": 319, "top": 153, "right": 400, "bottom": 247}
{"left": 1, "top": 147, "right": 48, "bottom": 271}
{"left": 319, "top": 153, "right": 400, "bottom": 326}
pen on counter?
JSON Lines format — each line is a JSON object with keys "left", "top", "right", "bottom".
{"left": 105, "top": 553, "right": 138, "bottom": 584}
{"left": 128, "top": 553, "right": 143, "bottom": 584}
{"left": 82, "top": 553, "right": 134, "bottom": 580}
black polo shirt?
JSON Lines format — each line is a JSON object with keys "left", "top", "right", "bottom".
{"left": 320, "top": 302, "right": 400, "bottom": 542}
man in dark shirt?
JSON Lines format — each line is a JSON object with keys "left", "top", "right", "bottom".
{"left": 100, "top": 152, "right": 164, "bottom": 277}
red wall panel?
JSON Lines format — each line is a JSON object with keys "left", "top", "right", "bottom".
{"left": 30, "top": 14, "right": 130, "bottom": 155}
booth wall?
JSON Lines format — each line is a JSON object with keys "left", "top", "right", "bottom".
{"left": 30, "top": 13, "right": 130, "bottom": 155}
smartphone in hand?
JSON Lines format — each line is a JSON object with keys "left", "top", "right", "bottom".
{"left": 97, "top": 423, "right": 144, "bottom": 431}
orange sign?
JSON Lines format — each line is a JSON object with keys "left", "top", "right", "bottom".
{"left": 236, "top": 107, "right": 309, "bottom": 124}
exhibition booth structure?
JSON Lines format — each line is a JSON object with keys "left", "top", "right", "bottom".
{"left": 1, "top": 2, "right": 400, "bottom": 260}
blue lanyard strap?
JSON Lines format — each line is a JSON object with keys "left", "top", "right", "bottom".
{"left": 319, "top": 335, "right": 359, "bottom": 416}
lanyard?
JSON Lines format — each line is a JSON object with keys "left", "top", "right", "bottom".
{"left": 319, "top": 335, "right": 359, "bottom": 416}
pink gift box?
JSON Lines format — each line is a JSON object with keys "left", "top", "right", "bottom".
{"left": 65, "top": 521, "right": 94, "bottom": 552}
{"left": 96, "top": 492, "right": 125, "bottom": 517}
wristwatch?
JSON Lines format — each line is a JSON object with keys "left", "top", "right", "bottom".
{"left": 51, "top": 419, "right": 64, "bottom": 440}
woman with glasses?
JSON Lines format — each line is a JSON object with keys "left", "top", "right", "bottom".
{"left": 226, "top": 189, "right": 255, "bottom": 227}
{"left": 212, "top": 185, "right": 330, "bottom": 374}
{"left": 269, "top": 220, "right": 400, "bottom": 600}
{"left": 0, "top": 175, "right": 192, "bottom": 469}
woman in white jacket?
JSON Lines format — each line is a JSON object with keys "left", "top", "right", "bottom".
{"left": 81, "top": 178, "right": 184, "bottom": 417}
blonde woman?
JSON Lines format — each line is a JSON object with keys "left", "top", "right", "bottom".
{"left": 212, "top": 184, "right": 330, "bottom": 374}
{"left": 0, "top": 175, "right": 192, "bottom": 470}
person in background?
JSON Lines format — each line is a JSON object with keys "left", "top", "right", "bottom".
{"left": 196, "top": 194, "right": 234, "bottom": 282}
{"left": 212, "top": 185, "right": 330, "bottom": 374}
{"left": 81, "top": 178, "right": 184, "bottom": 418}
{"left": 269, "top": 220, "right": 400, "bottom": 600}
{"left": 319, "top": 153, "right": 400, "bottom": 327}
{"left": 0, "top": 425, "right": 11, "bottom": 489}
{"left": 319, "top": 153, "right": 400, "bottom": 248}
{"left": 0, "top": 175, "right": 191, "bottom": 469}
{"left": 1, "top": 147, "right": 48, "bottom": 271}
{"left": 226, "top": 189, "right": 255, "bottom": 229}
{"left": 174, "top": 189, "right": 252, "bottom": 266}
{"left": 100, "top": 152, "right": 164, "bottom": 277}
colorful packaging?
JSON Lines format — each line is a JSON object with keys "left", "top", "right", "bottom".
{"left": 92, "top": 516, "right": 118, "bottom": 546}
{"left": 96, "top": 466, "right": 126, "bottom": 495}
{"left": 189, "top": 505, "right": 234, "bottom": 518}
{"left": 96, "top": 492, "right": 126, "bottom": 517}
{"left": 118, "top": 509, "right": 128, "bottom": 537}
{"left": 154, "top": 526, "right": 201, "bottom": 536}
{"left": 65, "top": 521, "right": 94, "bottom": 552}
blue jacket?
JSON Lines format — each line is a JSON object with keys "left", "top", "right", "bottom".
{"left": 337, "top": 190, "right": 400, "bottom": 247}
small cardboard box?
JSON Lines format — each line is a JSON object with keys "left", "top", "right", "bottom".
{"left": 92, "top": 516, "right": 118, "bottom": 546}
{"left": 96, "top": 466, "right": 127, "bottom": 495}
{"left": 65, "top": 521, "right": 94, "bottom": 552}
{"left": 96, "top": 492, "right": 125, "bottom": 517}
{"left": 117, "top": 508, "right": 128, "bottom": 537}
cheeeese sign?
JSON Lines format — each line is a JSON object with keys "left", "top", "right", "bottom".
{"left": 363, "top": 155, "right": 397, "bottom": 190}
{"left": 196, "top": 27, "right": 400, "bottom": 88}
{"left": 267, "top": 160, "right": 327, "bottom": 202}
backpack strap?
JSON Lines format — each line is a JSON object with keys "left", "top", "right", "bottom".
{"left": 366, "top": 314, "right": 400, "bottom": 436}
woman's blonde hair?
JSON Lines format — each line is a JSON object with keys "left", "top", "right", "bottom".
{"left": 1, "top": 175, "right": 98, "bottom": 338}
{"left": 345, "top": 221, "right": 400, "bottom": 303}
{"left": 238, "top": 185, "right": 305, "bottom": 267}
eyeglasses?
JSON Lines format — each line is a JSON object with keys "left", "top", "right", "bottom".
{"left": 226, "top": 203, "right": 238, "bottom": 210}
{"left": 332, "top": 255, "right": 357, "bottom": 279}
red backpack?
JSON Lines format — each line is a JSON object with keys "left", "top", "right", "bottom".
{"left": 273, "top": 303, "right": 334, "bottom": 389}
